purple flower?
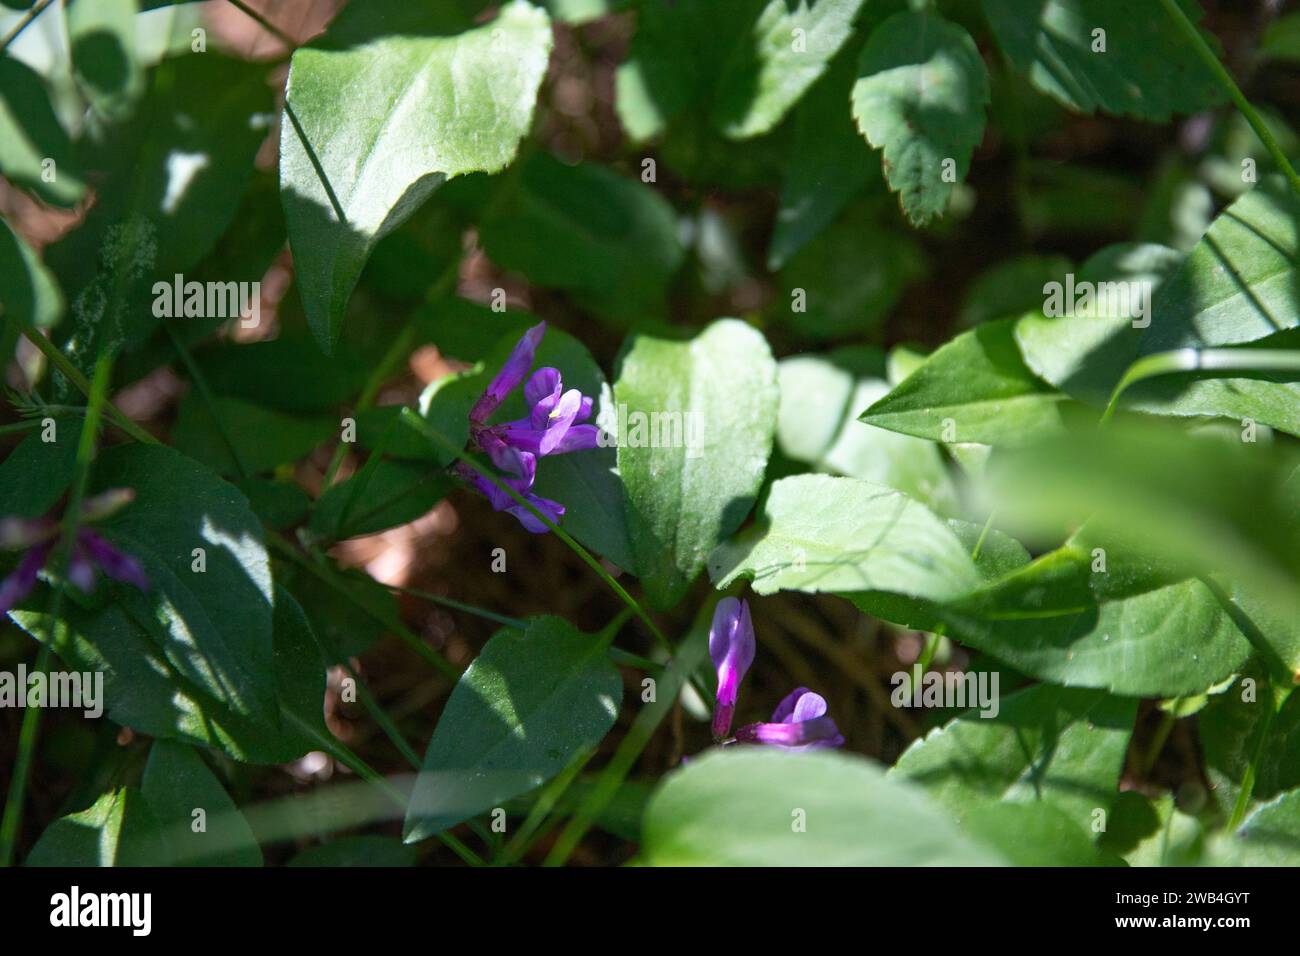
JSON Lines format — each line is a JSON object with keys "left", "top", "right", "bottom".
{"left": 469, "top": 321, "right": 547, "bottom": 426}
{"left": 735, "top": 688, "right": 845, "bottom": 751}
{"left": 709, "top": 597, "right": 755, "bottom": 740}
{"left": 458, "top": 322, "right": 600, "bottom": 533}
{"left": 0, "top": 490, "right": 150, "bottom": 615}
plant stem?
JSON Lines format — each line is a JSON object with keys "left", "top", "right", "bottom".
{"left": 320, "top": 260, "right": 460, "bottom": 488}
{"left": 224, "top": 0, "right": 297, "bottom": 51}
{"left": 267, "top": 532, "right": 461, "bottom": 679}
{"left": 543, "top": 594, "right": 719, "bottom": 866}
{"left": 1140, "top": 707, "right": 1178, "bottom": 779}
{"left": 1100, "top": 347, "right": 1300, "bottom": 426}
{"left": 279, "top": 712, "right": 483, "bottom": 865}
{"left": 495, "top": 747, "right": 596, "bottom": 866}
{"left": 1157, "top": 0, "right": 1300, "bottom": 198}
{"left": 399, "top": 409, "right": 679, "bottom": 660}
{"left": 164, "top": 320, "right": 250, "bottom": 478}
{"left": 19, "top": 326, "right": 158, "bottom": 445}
{"left": 0, "top": 0, "right": 54, "bottom": 52}
{"left": 0, "top": 353, "right": 113, "bottom": 866}
{"left": 340, "top": 660, "right": 422, "bottom": 770}
{"left": 387, "top": 584, "right": 526, "bottom": 631}
{"left": 1228, "top": 686, "right": 1291, "bottom": 830}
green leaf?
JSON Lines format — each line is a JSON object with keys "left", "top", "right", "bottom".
{"left": 1200, "top": 667, "right": 1300, "bottom": 814}
{"left": 234, "top": 477, "right": 310, "bottom": 530}
{"left": 404, "top": 616, "right": 622, "bottom": 842}
{"left": 851, "top": 11, "right": 989, "bottom": 225}
{"left": 141, "top": 741, "right": 262, "bottom": 866}
{"left": 26, "top": 788, "right": 163, "bottom": 867}
{"left": 639, "top": 748, "right": 1004, "bottom": 865}
{"left": 774, "top": 203, "right": 925, "bottom": 340}
{"left": 712, "top": 0, "right": 866, "bottom": 139}
{"left": 0, "top": 216, "right": 63, "bottom": 329}
{"left": 768, "top": 54, "right": 878, "bottom": 269}
{"left": 708, "top": 473, "right": 981, "bottom": 600}
{"left": 288, "top": 836, "right": 416, "bottom": 867}
{"left": 478, "top": 152, "right": 684, "bottom": 325}
{"left": 933, "top": 543, "right": 1252, "bottom": 698}
{"left": 776, "top": 352, "right": 957, "bottom": 514}
{"left": 310, "top": 460, "right": 449, "bottom": 542}
{"left": 280, "top": 0, "right": 552, "bottom": 350}
{"left": 982, "top": 0, "right": 1224, "bottom": 119}
{"left": 615, "top": 319, "right": 778, "bottom": 608}
{"left": 68, "top": 0, "right": 143, "bottom": 122}
{"left": 276, "top": 557, "right": 396, "bottom": 661}
{"left": 615, "top": 0, "right": 865, "bottom": 143}
{"left": 45, "top": 53, "right": 274, "bottom": 355}
{"left": 86, "top": 444, "right": 276, "bottom": 721}
{"left": 892, "top": 683, "right": 1136, "bottom": 825}
{"left": 1207, "top": 788, "right": 1300, "bottom": 866}
{"left": 860, "top": 318, "right": 1078, "bottom": 447}
{"left": 982, "top": 422, "right": 1300, "bottom": 683}
{"left": 9, "top": 449, "right": 335, "bottom": 762}
{"left": 196, "top": 335, "right": 372, "bottom": 414}
{"left": 1017, "top": 185, "right": 1300, "bottom": 436}
{"left": 16, "top": 580, "right": 328, "bottom": 763}
{"left": 0, "top": 421, "right": 83, "bottom": 518}
{"left": 958, "top": 802, "right": 1118, "bottom": 866}
{"left": 0, "top": 57, "right": 84, "bottom": 205}
{"left": 960, "top": 254, "right": 1072, "bottom": 328}
{"left": 1014, "top": 243, "right": 1183, "bottom": 406}
{"left": 171, "top": 394, "right": 334, "bottom": 477}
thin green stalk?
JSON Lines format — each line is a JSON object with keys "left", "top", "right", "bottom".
{"left": 388, "top": 584, "right": 526, "bottom": 631}
{"left": 320, "top": 261, "right": 460, "bottom": 488}
{"left": 0, "top": 0, "right": 55, "bottom": 52}
{"left": 543, "top": 594, "right": 719, "bottom": 866}
{"left": 1228, "top": 686, "right": 1292, "bottom": 830}
{"left": 399, "top": 409, "right": 679, "bottom": 661}
{"left": 164, "top": 320, "right": 250, "bottom": 478}
{"left": 268, "top": 532, "right": 461, "bottom": 679}
{"left": 1157, "top": 0, "right": 1300, "bottom": 198}
{"left": 970, "top": 509, "right": 998, "bottom": 561}
{"left": 224, "top": 0, "right": 297, "bottom": 51}
{"left": 1100, "top": 347, "right": 1300, "bottom": 426}
{"left": 280, "top": 713, "right": 483, "bottom": 866}
{"left": 340, "top": 661, "right": 423, "bottom": 770}
{"left": 19, "top": 326, "right": 158, "bottom": 445}
{"left": 0, "top": 420, "right": 41, "bottom": 436}
{"left": 0, "top": 353, "right": 113, "bottom": 866}
{"left": 495, "top": 747, "right": 596, "bottom": 866}
{"left": 1140, "top": 707, "right": 1178, "bottom": 778}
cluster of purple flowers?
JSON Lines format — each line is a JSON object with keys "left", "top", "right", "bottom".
{"left": 464, "top": 327, "right": 844, "bottom": 751}
{"left": 457, "top": 322, "right": 601, "bottom": 533}
{"left": 708, "top": 596, "right": 844, "bottom": 751}
{"left": 0, "top": 489, "right": 150, "bottom": 614}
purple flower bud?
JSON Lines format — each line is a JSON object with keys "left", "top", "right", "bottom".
{"left": 0, "top": 542, "right": 52, "bottom": 614}
{"left": 735, "top": 688, "right": 845, "bottom": 751}
{"left": 0, "top": 515, "right": 58, "bottom": 550}
{"left": 77, "top": 528, "right": 150, "bottom": 591}
{"left": 78, "top": 488, "right": 136, "bottom": 522}
{"left": 709, "top": 597, "right": 755, "bottom": 740}
{"left": 506, "top": 494, "right": 566, "bottom": 534}
{"left": 455, "top": 465, "right": 565, "bottom": 534}
{"left": 469, "top": 322, "right": 547, "bottom": 425}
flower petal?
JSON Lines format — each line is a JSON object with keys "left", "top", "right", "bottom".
{"left": 708, "top": 597, "right": 755, "bottom": 739}
{"left": 469, "top": 321, "right": 546, "bottom": 424}
{"left": 0, "top": 543, "right": 51, "bottom": 614}
{"left": 77, "top": 529, "right": 149, "bottom": 591}
{"left": 524, "top": 367, "right": 562, "bottom": 410}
